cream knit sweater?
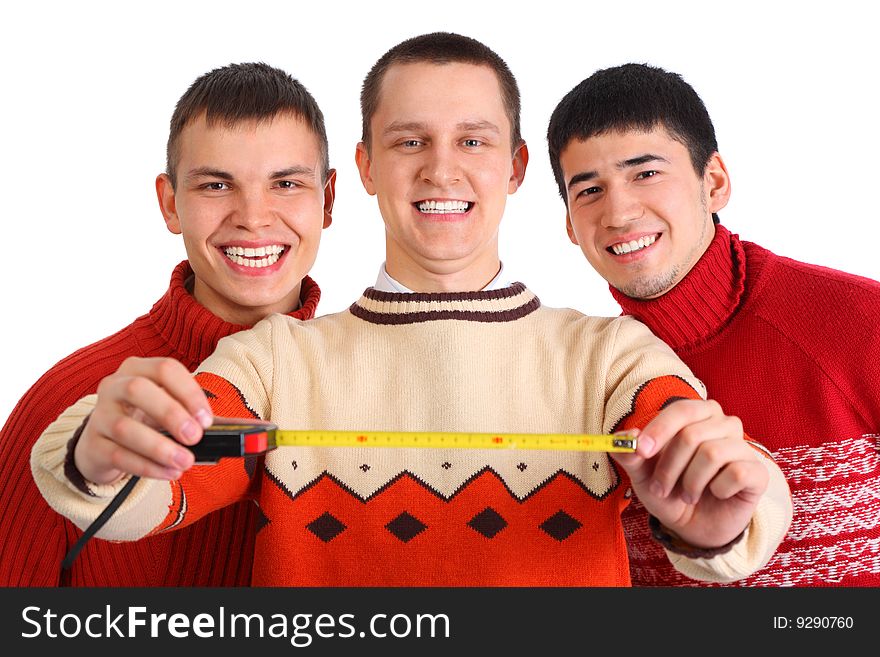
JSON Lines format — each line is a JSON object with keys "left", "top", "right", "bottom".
{"left": 33, "top": 284, "right": 792, "bottom": 585}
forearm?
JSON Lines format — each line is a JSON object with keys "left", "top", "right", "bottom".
{"left": 30, "top": 395, "right": 174, "bottom": 540}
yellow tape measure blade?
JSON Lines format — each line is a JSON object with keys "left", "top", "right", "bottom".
{"left": 272, "top": 430, "right": 636, "bottom": 452}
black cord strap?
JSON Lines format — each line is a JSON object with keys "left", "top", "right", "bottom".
{"left": 61, "top": 475, "right": 141, "bottom": 570}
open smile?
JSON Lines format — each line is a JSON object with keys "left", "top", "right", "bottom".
{"left": 221, "top": 244, "right": 288, "bottom": 269}
{"left": 413, "top": 199, "right": 474, "bottom": 215}
{"left": 607, "top": 233, "right": 660, "bottom": 256}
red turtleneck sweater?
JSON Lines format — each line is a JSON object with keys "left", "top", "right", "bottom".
{"left": 615, "top": 225, "right": 880, "bottom": 586}
{"left": 0, "top": 261, "right": 320, "bottom": 586}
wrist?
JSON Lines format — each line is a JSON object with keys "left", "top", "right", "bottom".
{"left": 66, "top": 415, "right": 124, "bottom": 493}
{"left": 648, "top": 514, "right": 746, "bottom": 558}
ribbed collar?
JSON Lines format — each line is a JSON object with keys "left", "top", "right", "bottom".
{"left": 349, "top": 282, "right": 540, "bottom": 325}
{"left": 611, "top": 224, "right": 746, "bottom": 351}
{"left": 147, "top": 261, "right": 321, "bottom": 366}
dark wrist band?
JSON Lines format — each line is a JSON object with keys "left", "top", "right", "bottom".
{"left": 63, "top": 413, "right": 95, "bottom": 496}
{"left": 648, "top": 514, "right": 746, "bottom": 558}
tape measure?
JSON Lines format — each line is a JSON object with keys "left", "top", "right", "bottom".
{"left": 66, "top": 423, "right": 638, "bottom": 570}
{"left": 187, "top": 423, "right": 638, "bottom": 462}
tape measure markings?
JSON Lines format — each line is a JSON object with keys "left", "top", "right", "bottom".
{"left": 271, "top": 430, "right": 637, "bottom": 452}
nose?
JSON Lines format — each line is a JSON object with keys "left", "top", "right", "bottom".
{"left": 233, "top": 188, "right": 273, "bottom": 231}
{"left": 419, "top": 143, "right": 461, "bottom": 188}
{"left": 601, "top": 184, "right": 643, "bottom": 229}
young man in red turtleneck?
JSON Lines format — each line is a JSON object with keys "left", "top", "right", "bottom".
{"left": 548, "top": 63, "right": 880, "bottom": 586}
{"left": 0, "top": 62, "right": 334, "bottom": 586}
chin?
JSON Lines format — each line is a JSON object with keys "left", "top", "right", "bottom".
{"left": 617, "top": 275, "right": 671, "bottom": 299}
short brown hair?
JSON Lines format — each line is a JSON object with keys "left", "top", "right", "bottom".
{"left": 166, "top": 62, "right": 329, "bottom": 187}
{"left": 360, "top": 32, "right": 522, "bottom": 152}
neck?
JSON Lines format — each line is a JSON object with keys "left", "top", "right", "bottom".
{"left": 385, "top": 250, "right": 502, "bottom": 293}
{"left": 191, "top": 279, "right": 302, "bottom": 326}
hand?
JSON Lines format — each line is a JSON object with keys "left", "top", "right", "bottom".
{"left": 611, "top": 399, "right": 768, "bottom": 549}
{"left": 73, "top": 357, "right": 214, "bottom": 484}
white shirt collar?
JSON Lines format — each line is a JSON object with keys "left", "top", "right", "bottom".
{"left": 373, "top": 263, "right": 510, "bottom": 293}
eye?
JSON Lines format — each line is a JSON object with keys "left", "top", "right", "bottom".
{"left": 203, "top": 181, "right": 230, "bottom": 191}
{"left": 577, "top": 186, "right": 602, "bottom": 198}
{"left": 636, "top": 170, "right": 659, "bottom": 180}
{"left": 462, "top": 138, "right": 483, "bottom": 148}
{"left": 275, "top": 180, "right": 298, "bottom": 189}
{"left": 401, "top": 139, "right": 423, "bottom": 148}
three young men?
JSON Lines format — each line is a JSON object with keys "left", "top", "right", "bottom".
{"left": 548, "top": 63, "right": 880, "bottom": 586}
{"left": 32, "top": 34, "right": 791, "bottom": 586}
{"left": 2, "top": 62, "right": 334, "bottom": 585}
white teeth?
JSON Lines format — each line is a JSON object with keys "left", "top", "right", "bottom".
{"left": 611, "top": 234, "right": 657, "bottom": 256}
{"left": 224, "top": 245, "right": 284, "bottom": 257}
{"left": 417, "top": 200, "right": 470, "bottom": 213}
{"left": 222, "top": 244, "right": 285, "bottom": 267}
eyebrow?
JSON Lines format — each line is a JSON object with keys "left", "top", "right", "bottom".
{"left": 566, "top": 153, "right": 670, "bottom": 190}
{"left": 457, "top": 120, "right": 500, "bottom": 134}
{"left": 270, "top": 166, "right": 316, "bottom": 179}
{"left": 185, "top": 167, "right": 233, "bottom": 182}
{"left": 621, "top": 153, "right": 669, "bottom": 168}
{"left": 184, "top": 165, "right": 315, "bottom": 182}
{"left": 382, "top": 120, "right": 501, "bottom": 136}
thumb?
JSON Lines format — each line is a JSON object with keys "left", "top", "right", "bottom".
{"left": 609, "top": 429, "right": 654, "bottom": 485}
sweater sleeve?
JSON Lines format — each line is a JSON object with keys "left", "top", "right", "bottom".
{"left": 31, "top": 393, "right": 260, "bottom": 541}
{"left": 602, "top": 316, "right": 792, "bottom": 582}
{"left": 30, "top": 394, "right": 178, "bottom": 541}
{"left": 28, "top": 319, "right": 279, "bottom": 543}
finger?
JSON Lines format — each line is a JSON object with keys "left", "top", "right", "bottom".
{"left": 108, "top": 441, "right": 186, "bottom": 481}
{"left": 607, "top": 429, "right": 651, "bottom": 483}
{"left": 650, "top": 414, "right": 741, "bottom": 500}
{"left": 707, "top": 459, "right": 769, "bottom": 504}
{"left": 103, "top": 414, "right": 195, "bottom": 472}
{"left": 639, "top": 399, "right": 719, "bottom": 457}
{"left": 76, "top": 425, "right": 187, "bottom": 483}
{"left": 118, "top": 357, "right": 213, "bottom": 430}
{"left": 97, "top": 372, "right": 207, "bottom": 446}
{"left": 676, "top": 432, "right": 755, "bottom": 504}
{"left": 608, "top": 450, "right": 647, "bottom": 483}
{"left": 86, "top": 409, "right": 195, "bottom": 475}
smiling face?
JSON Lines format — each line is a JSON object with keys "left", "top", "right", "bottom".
{"left": 157, "top": 113, "right": 334, "bottom": 325}
{"left": 560, "top": 127, "right": 729, "bottom": 299}
{"left": 355, "top": 62, "right": 527, "bottom": 292}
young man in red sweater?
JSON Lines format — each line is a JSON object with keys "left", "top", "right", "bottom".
{"left": 0, "top": 62, "right": 335, "bottom": 586}
{"left": 547, "top": 63, "right": 880, "bottom": 586}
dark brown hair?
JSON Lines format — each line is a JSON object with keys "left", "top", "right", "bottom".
{"left": 166, "top": 62, "right": 329, "bottom": 187}
{"left": 547, "top": 63, "right": 720, "bottom": 223}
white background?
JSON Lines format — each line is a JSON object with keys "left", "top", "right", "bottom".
{"left": 2, "top": 0, "right": 878, "bottom": 424}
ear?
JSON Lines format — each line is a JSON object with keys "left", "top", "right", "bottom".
{"left": 355, "top": 142, "right": 377, "bottom": 195}
{"left": 565, "top": 212, "right": 579, "bottom": 245}
{"left": 508, "top": 141, "right": 529, "bottom": 194}
{"left": 703, "top": 152, "right": 731, "bottom": 214}
{"left": 322, "top": 169, "right": 337, "bottom": 229}
{"left": 156, "top": 173, "right": 181, "bottom": 234}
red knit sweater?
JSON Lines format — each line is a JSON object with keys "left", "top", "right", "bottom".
{"left": 614, "top": 225, "right": 880, "bottom": 586}
{"left": 0, "top": 262, "right": 320, "bottom": 586}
